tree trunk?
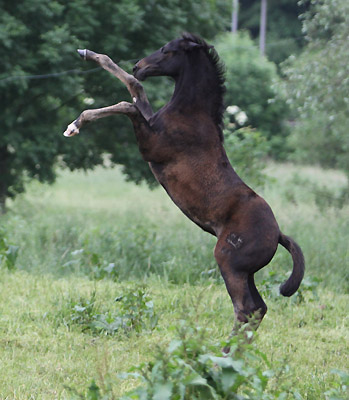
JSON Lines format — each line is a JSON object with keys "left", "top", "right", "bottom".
{"left": 0, "top": 146, "right": 8, "bottom": 214}
{"left": 231, "top": 0, "right": 239, "bottom": 34}
{"left": 260, "top": 0, "right": 267, "bottom": 56}
{"left": 0, "top": 195, "right": 5, "bottom": 214}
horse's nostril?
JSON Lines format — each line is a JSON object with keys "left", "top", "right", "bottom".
{"left": 133, "top": 64, "right": 139, "bottom": 73}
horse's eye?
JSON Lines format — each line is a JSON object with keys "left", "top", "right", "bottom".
{"left": 162, "top": 47, "right": 174, "bottom": 55}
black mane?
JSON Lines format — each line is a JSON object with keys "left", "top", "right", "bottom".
{"left": 182, "top": 33, "right": 226, "bottom": 141}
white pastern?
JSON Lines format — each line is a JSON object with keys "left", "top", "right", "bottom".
{"left": 63, "top": 122, "right": 79, "bottom": 137}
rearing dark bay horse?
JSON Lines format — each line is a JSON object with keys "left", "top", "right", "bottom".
{"left": 63, "top": 33, "right": 305, "bottom": 329}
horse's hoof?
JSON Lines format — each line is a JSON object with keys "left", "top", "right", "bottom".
{"left": 77, "top": 49, "right": 87, "bottom": 60}
{"left": 63, "top": 122, "right": 79, "bottom": 137}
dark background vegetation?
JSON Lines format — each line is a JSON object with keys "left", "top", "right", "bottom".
{"left": 2, "top": 0, "right": 348, "bottom": 212}
{"left": 0, "top": 0, "right": 349, "bottom": 209}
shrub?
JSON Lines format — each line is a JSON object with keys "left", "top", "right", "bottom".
{"left": 324, "top": 369, "right": 349, "bottom": 400}
{"left": 0, "top": 228, "right": 19, "bottom": 270}
{"left": 59, "top": 286, "right": 158, "bottom": 336}
{"left": 258, "top": 270, "right": 321, "bottom": 304}
{"left": 63, "top": 248, "right": 119, "bottom": 281}
{"left": 215, "top": 33, "right": 289, "bottom": 159}
{"left": 118, "top": 321, "right": 288, "bottom": 400}
{"left": 223, "top": 114, "right": 270, "bottom": 189}
{"left": 280, "top": 0, "right": 349, "bottom": 179}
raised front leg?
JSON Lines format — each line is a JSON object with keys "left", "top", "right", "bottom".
{"left": 63, "top": 101, "right": 137, "bottom": 137}
{"left": 62, "top": 101, "right": 163, "bottom": 163}
{"left": 77, "top": 49, "right": 153, "bottom": 121}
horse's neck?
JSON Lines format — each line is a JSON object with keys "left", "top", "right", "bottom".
{"left": 171, "top": 58, "right": 220, "bottom": 115}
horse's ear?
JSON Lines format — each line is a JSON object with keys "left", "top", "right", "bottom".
{"left": 183, "top": 41, "right": 203, "bottom": 51}
{"left": 183, "top": 41, "right": 214, "bottom": 52}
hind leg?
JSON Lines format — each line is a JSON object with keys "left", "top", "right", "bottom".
{"left": 247, "top": 275, "right": 267, "bottom": 329}
{"left": 214, "top": 239, "right": 268, "bottom": 329}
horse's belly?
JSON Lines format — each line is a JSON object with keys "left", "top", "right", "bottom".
{"left": 150, "top": 161, "right": 226, "bottom": 235}
{"left": 167, "top": 188, "right": 217, "bottom": 235}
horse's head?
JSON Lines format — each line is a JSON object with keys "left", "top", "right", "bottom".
{"left": 133, "top": 35, "right": 206, "bottom": 81}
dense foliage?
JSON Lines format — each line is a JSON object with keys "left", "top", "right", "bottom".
{"left": 224, "top": 126, "right": 270, "bottom": 190}
{"left": 0, "top": 0, "right": 230, "bottom": 210}
{"left": 280, "top": 0, "right": 349, "bottom": 178}
{"left": 119, "top": 322, "right": 285, "bottom": 400}
{"left": 215, "top": 33, "right": 289, "bottom": 158}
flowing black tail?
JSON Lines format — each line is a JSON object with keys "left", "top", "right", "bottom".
{"left": 278, "top": 232, "right": 305, "bottom": 297}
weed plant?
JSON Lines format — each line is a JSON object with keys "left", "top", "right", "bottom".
{"left": 0, "top": 228, "right": 19, "bottom": 270}
{"left": 70, "top": 319, "right": 348, "bottom": 400}
{"left": 57, "top": 286, "right": 158, "bottom": 336}
{"left": 118, "top": 322, "right": 286, "bottom": 400}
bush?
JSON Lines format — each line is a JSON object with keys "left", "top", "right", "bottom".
{"left": 75, "top": 320, "right": 348, "bottom": 399}
{"left": 0, "top": 228, "right": 19, "bottom": 270}
{"left": 74, "top": 321, "right": 290, "bottom": 400}
{"left": 324, "top": 370, "right": 349, "bottom": 400}
{"left": 119, "top": 328, "right": 274, "bottom": 400}
{"left": 58, "top": 286, "right": 158, "bottom": 336}
{"left": 223, "top": 110, "right": 270, "bottom": 189}
{"left": 280, "top": 0, "right": 349, "bottom": 179}
{"left": 214, "top": 33, "right": 289, "bottom": 159}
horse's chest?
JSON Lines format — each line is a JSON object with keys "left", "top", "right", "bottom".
{"left": 150, "top": 112, "right": 214, "bottom": 151}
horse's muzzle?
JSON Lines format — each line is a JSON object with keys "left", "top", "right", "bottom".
{"left": 133, "top": 64, "right": 139, "bottom": 75}
{"left": 133, "top": 64, "right": 146, "bottom": 81}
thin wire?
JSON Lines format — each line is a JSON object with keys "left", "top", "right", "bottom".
{"left": 0, "top": 58, "right": 138, "bottom": 83}
{"left": 0, "top": 67, "right": 102, "bottom": 83}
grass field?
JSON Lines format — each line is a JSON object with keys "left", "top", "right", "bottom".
{"left": 0, "top": 163, "right": 348, "bottom": 399}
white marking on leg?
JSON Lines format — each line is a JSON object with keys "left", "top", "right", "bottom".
{"left": 63, "top": 122, "right": 79, "bottom": 137}
{"left": 77, "top": 49, "right": 87, "bottom": 60}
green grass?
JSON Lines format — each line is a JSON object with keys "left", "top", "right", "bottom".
{"left": 0, "top": 164, "right": 348, "bottom": 399}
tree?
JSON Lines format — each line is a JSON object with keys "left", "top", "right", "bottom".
{"left": 0, "top": 0, "right": 230, "bottom": 212}
{"left": 238, "top": 0, "right": 310, "bottom": 64}
{"left": 214, "top": 32, "right": 289, "bottom": 157}
{"left": 280, "top": 0, "right": 349, "bottom": 177}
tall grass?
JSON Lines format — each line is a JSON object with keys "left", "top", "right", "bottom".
{"left": 0, "top": 163, "right": 348, "bottom": 399}
{"left": 2, "top": 164, "right": 348, "bottom": 293}
{"left": 3, "top": 167, "right": 218, "bottom": 284}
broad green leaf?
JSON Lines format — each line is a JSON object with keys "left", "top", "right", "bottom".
{"left": 168, "top": 340, "right": 182, "bottom": 354}
{"left": 221, "top": 368, "right": 238, "bottom": 393}
{"left": 153, "top": 382, "right": 172, "bottom": 400}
